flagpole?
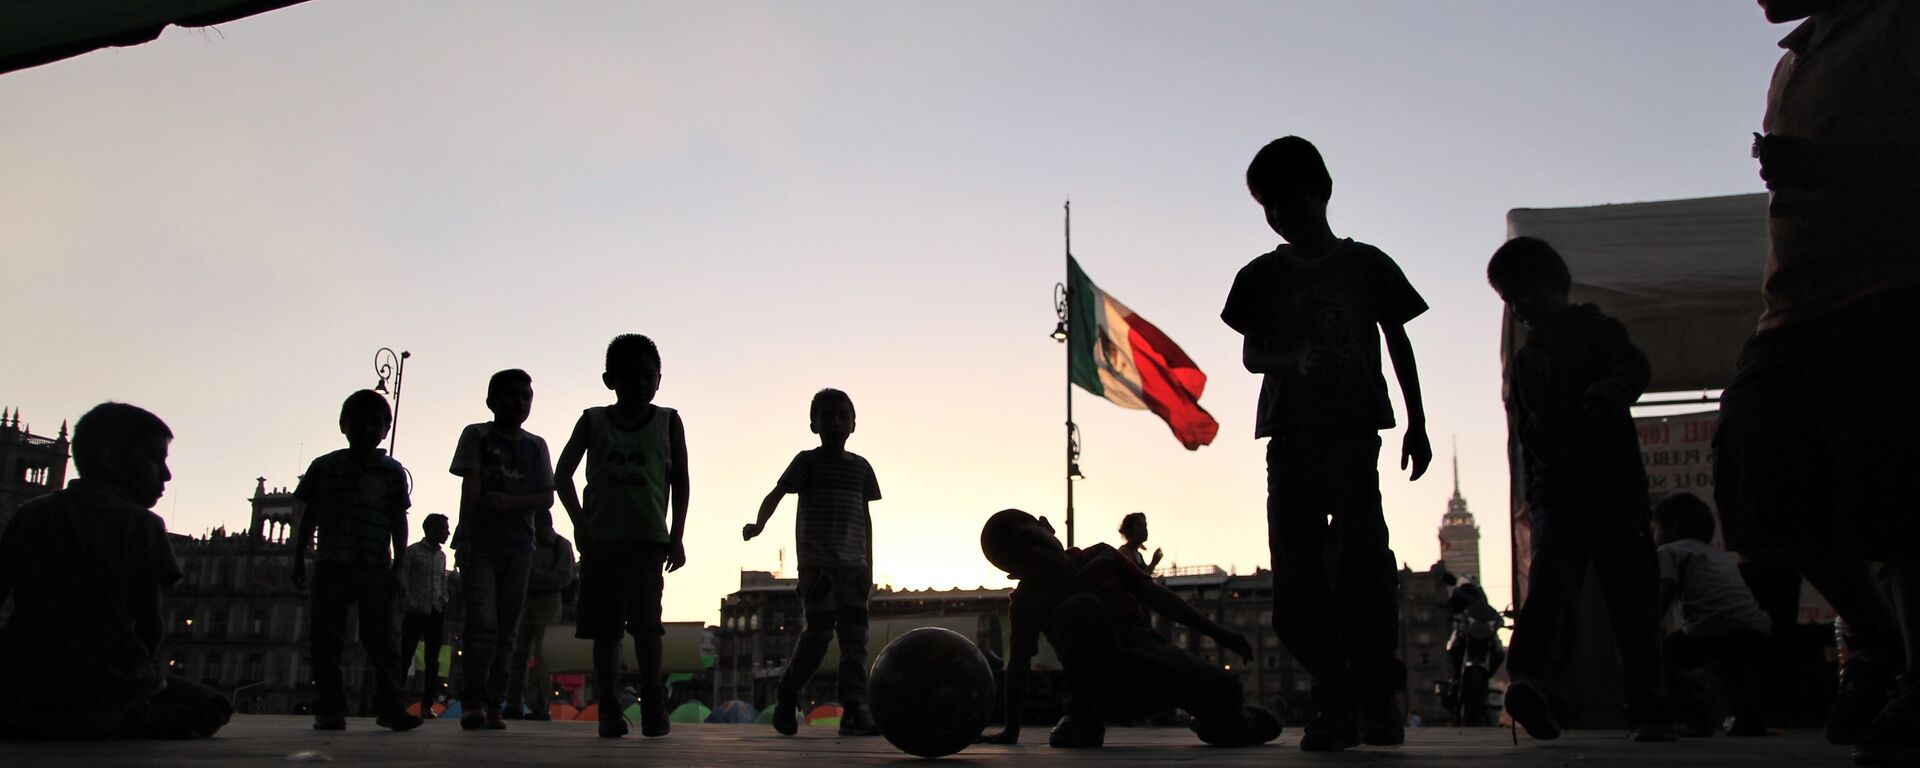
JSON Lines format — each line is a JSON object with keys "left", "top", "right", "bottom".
{"left": 1062, "top": 200, "right": 1077, "bottom": 548}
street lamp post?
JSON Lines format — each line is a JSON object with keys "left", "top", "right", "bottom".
{"left": 373, "top": 348, "right": 410, "bottom": 457}
{"left": 1053, "top": 200, "right": 1082, "bottom": 547}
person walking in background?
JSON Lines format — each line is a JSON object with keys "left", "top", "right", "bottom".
{"left": 505, "top": 512, "right": 575, "bottom": 721}
{"left": 399, "top": 513, "right": 451, "bottom": 718}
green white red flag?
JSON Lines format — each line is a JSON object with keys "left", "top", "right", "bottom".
{"left": 1067, "top": 256, "right": 1219, "bottom": 450}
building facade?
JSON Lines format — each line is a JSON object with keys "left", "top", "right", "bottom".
{"left": 0, "top": 408, "right": 68, "bottom": 536}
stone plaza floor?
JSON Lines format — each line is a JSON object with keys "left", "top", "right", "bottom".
{"left": 0, "top": 715, "right": 1869, "bottom": 766}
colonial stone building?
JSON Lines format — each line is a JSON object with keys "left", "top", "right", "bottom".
{"left": 0, "top": 408, "right": 68, "bottom": 536}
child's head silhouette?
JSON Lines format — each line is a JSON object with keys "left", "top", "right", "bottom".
{"left": 487, "top": 368, "right": 534, "bottom": 427}
{"left": 603, "top": 334, "right": 662, "bottom": 404}
{"left": 1487, "top": 236, "right": 1574, "bottom": 326}
{"left": 339, "top": 389, "right": 392, "bottom": 450}
{"left": 809, "top": 388, "right": 856, "bottom": 439}
{"left": 1653, "top": 493, "right": 1717, "bottom": 546}
{"left": 981, "top": 508, "right": 1064, "bottom": 579}
{"left": 71, "top": 402, "right": 173, "bottom": 507}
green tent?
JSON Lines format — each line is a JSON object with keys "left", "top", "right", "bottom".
{"left": 669, "top": 701, "right": 712, "bottom": 723}
{"left": 752, "top": 705, "right": 801, "bottom": 725}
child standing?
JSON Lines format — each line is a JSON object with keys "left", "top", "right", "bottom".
{"left": 1487, "top": 236, "right": 1674, "bottom": 742}
{"left": 976, "top": 508, "right": 1280, "bottom": 749}
{"left": 448, "top": 368, "right": 554, "bottom": 730}
{"left": 742, "top": 389, "right": 883, "bottom": 737}
{"left": 292, "top": 390, "right": 423, "bottom": 732}
{"left": 554, "top": 335, "right": 689, "bottom": 738}
{"left": 1220, "top": 135, "right": 1431, "bottom": 751}
{"left": 1654, "top": 492, "right": 1772, "bottom": 737}
{"left": 0, "top": 403, "right": 231, "bottom": 739}
{"left": 399, "top": 513, "right": 450, "bottom": 718}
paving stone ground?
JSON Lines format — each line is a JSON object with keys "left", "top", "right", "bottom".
{"left": 0, "top": 715, "right": 1862, "bottom": 767}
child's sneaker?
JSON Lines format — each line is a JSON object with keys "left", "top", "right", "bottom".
{"left": 1504, "top": 680, "right": 1562, "bottom": 741}
{"left": 312, "top": 713, "right": 346, "bottom": 731}
{"left": 1047, "top": 714, "right": 1105, "bottom": 748}
{"left": 483, "top": 709, "right": 508, "bottom": 730}
{"left": 598, "top": 715, "right": 629, "bottom": 738}
{"left": 1854, "top": 676, "right": 1920, "bottom": 767}
{"left": 772, "top": 699, "right": 799, "bottom": 736}
{"left": 639, "top": 690, "right": 670, "bottom": 738}
{"left": 460, "top": 708, "right": 486, "bottom": 731}
{"left": 1190, "top": 705, "right": 1282, "bottom": 747}
{"left": 838, "top": 704, "right": 881, "bottom": 737}
{"left": 375, "top": 709, "right": 424, "bottom": 732}
{"left": 1300, "top": 681, "right": 1359, "bottom": 752}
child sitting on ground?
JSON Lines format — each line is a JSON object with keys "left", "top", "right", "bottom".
{"left": 0, "top": 403, "right": 232, "bottom": 739}
{"left": 1654, "top": 492, "right": 1772, "bottom": 738}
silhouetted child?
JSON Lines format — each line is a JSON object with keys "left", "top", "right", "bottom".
{"left": 399, "top": 513, "right": 450, "bottom": 719}
{"left": 742, "top": 388, "right": 883, "bottom": 737}
{"left": 292, "top": 390, "right": 423, "bottom": 732}
{"left": 1653, "top": 493, "right": 1771, "bottom": 737}
{"left": 1487, "top": 236, "right": 1673, "bottom": 742}
{"left": 506, "top": 512, "right": 576, "bottom": 721}
{"left": 1219, "top": 135, "right": 1431, "bottom": 751}
{"left": 448, "top": 368, "right": 554, "bottom": 730}
{"left": 0, "top": 403, "right": 232, "bottom": 739}
{"left": 1117, "top": 512, "right": 1162, "bottom": 576}
{"left": 977, "top": 509, "right": 1279, "bottom": 749}
{"left": 554, "top": 334, "right": 689, "bottom": 739}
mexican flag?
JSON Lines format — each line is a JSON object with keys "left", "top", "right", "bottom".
{"left": 1068, "top": 256, "right": 1219, "bottom": 450}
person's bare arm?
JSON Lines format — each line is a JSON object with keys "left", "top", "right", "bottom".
{"left": 1132, "top": 580, "right": 1252, "bottom": 659}
{"left": 979, "top": 651, "right": 1033, "bottom": 744}
{"left": 1383, "top": 323, "right": 1431, "bottom": 481}
{"left": 743, "top": 487, "right": 785, "bottom": 540}
{"left": 553, "top": 413, "right": 592, "bottom": 548}
{"left": 665, "top": 411, "right": 690, "bottom": 571}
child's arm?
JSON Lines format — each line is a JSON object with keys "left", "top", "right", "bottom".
{"left": 1132, "top": 580, "right": 1254, "bottom": 659}
{"left": 665, "top": 411, "right": 691, "bottom": 572}
{"left": 979, "top": 650, "right": 1033, "bottom": 744}
{"left": 1241, "top": 336, "right": 1304, "bottom": 375}
{"left": 1582, "top": 319, "right": 1652, "bottom": 416}
{"left": 292, "top": 507, "right": 317, "bottom": 590}
{"left": 1382, "top": 323, "right": 1432, "bottom": 481}
{"left": 552, "top": 413, "right": 592, "bottom": 549}
{"left": 387, "top": 485, "right": 410, "bottom": 595}
{"left": 742, "top": 487, "right": 786, "bottom": 541}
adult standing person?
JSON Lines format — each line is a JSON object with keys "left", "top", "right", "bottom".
{"left": 505, "top": 513, "right": 575, "bottom": 720}
{"left": 1717, "top": 1, "right": 1920, "bottom": 764}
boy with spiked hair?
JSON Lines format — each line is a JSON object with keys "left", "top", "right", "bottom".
{"left": 743, "top": 388, "right": 884, "bottom": 736}
{"left": 555, "top": 334, "right": 689, "bottom": 738}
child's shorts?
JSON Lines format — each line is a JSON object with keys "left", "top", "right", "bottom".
{"left": 796, "top": 565, "right": 872, "bottom": 616}
{"left": 574, "top": 541, "right": 667, "bottom": 639}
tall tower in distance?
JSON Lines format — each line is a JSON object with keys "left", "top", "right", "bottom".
{"left": 1438, "top": 444, "right": 1481, "bottom": 582}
